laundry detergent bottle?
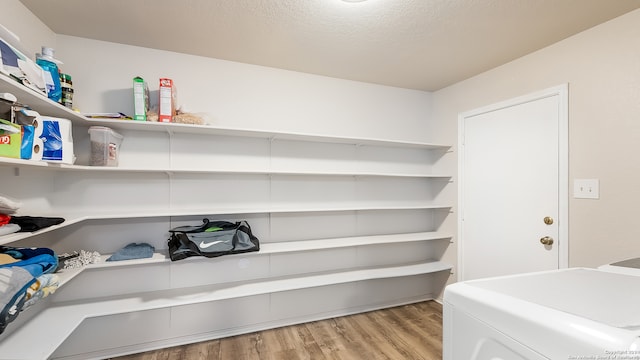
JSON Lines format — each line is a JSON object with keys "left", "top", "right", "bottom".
{"left": 36, "top": 46, "right": 62, "bottom": 103}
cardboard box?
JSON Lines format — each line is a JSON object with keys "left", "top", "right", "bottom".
{"left": 0, "top": 119, "right": 21, "bottom": 159}
{"left": 158, "top": 78, "right": 175, "bottom": 123}
{"left": 132, "top": 76, "right": 148, "bottom": 121}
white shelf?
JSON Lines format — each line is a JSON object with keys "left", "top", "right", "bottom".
{"left": 48, "top": 231, "right": 453, "bottom": 291}
{"left": 0, "top": 73, "right": 86, "bottom": 122}
{"left": 0, "top": 217, "right": 86, "bottom": 246}
{"left": 48, "top": 231, "right": 450, "bottom": 293}
{"left": 163, "top": 169, "right": 451, "bottom": 179}
{"left": 83, "top": 118, "right": 452, "bottom": 149}
{"left": 0, "top": 260, "right": 452, "bottom": 360}
{"left": 4, "top": 230, "right": 452, "bottom": 301}
{"left": 0, "top": 158, "right": 452, "bottom": 179}
{"left": 95, "top": 204, "right": 449, "bottom": 219}
{"left": 260, "top": 231, "right": 452, "bottom": 254}
{"left": 0, "top": 206, "right": 451, "bottom": 246}
{"left": 1, "top": 74, "right": 450, "bottom": 150}
{"left": 0, "top": 157, "right": 51, "bottom": 168}
{"left": 116, "top": 204, "right": 451, "bottom": 217}
{"left": 53, "top": 231, "right": 451, "bottom": 284}
{"left": 55, "top": 253, "right": 168, "bottom": 286}
{"left": 85, "top": 261, "right": 452, "bottom": 312}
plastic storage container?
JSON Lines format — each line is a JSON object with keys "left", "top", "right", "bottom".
{"left": 88, "top": 126, "right": 123, "bottom": 166}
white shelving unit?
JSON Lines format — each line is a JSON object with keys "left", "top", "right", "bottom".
{"left": 0, "top": 73, "right": 453, "bottom": 360}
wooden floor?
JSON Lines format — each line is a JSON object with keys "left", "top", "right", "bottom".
{"left": 112, "top": 301, "right": 443, "bottom": 360}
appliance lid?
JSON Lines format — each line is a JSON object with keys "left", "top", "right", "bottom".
{"left": 610, "top": 257, "right": 640, "bottom": 268}
{"left": 468, "top": 268, "right": 640, "bottom": 329}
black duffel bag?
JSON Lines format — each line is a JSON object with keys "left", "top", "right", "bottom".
{"left": 168, "top": 219, "right": 259, "bottom": 261}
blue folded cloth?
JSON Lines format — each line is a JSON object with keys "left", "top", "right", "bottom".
{"left": 106, "top": 243, "right": 155, "bottom": 262}
{"left": 0, "top": 246, "right": 58, "bottom": 277}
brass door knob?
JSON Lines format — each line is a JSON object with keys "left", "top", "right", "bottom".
{"left": 540, "top": 236, "right": 554, "bottom": 246}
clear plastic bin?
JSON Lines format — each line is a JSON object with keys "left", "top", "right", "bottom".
{"left": 88, "top": 126, "right": 123, "bottom": 166}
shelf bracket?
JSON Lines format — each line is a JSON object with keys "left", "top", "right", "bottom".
{"left": 13, "top": 167, "right": 20, "bottom": 177}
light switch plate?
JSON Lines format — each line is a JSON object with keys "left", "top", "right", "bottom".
{"left": 574, "top": 179, "right": 599, "bottom": 199}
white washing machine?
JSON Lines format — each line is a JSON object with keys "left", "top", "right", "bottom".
{"left": 443, "top": 268, "right": 640, "bottom": 360}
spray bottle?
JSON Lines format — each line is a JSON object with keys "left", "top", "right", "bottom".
{"left": 35, "top": 46, "right": 62, "bottom": 103}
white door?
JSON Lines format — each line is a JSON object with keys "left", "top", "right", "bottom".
{"left": 459, "top": 85, "right": 568, "bottom": 281}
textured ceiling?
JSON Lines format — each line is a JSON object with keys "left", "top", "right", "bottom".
{"left": 19, "top": 0, "right": 640, "bottom": 91}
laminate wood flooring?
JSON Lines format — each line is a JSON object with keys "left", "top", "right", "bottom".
{"left": 112, "top": 301, "right": 443, "bottom": 360}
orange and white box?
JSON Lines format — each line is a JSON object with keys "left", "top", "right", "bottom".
{"left": 158, "top": 78, "right": 176, "bottom": 123}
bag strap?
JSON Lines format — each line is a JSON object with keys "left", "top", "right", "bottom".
{"left": 237, "top": 221, "right": 257, "bottom": 240}
{"left": 170, "top": 219, "right": 241, "bottom": 233}
{"left": 169, "top": 218, "right": 210, "bottom": 233}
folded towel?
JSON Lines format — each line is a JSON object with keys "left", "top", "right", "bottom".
{"left": 0, "top": 224, "right": 20, "bottom": 236}
{"left": 0, "top": 267, "right": 34, "bottom": 334}
{"left": 0, "top": 246, "right": 59, "bottom": 335}
{"left": 0, "top": 254, "right": 18, "bottom": 265}
{"left": 23, "top": 273, "right": 59, "bottom": 310}
{"left": 0, "top": 194, "right": 21, "bottom": 215}
{"left": 107, "top": 243, "right": 155, "bottom": 262}
{"left": 0, "top": 247, "right": 58, "bottom": 277}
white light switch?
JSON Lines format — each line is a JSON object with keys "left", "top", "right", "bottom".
{"left": 574, "top": 179, "right": 599, "bottom": 199}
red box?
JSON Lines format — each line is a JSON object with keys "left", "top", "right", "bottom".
{"left": 158, "top": 78, "right": 175, "bottom": 123}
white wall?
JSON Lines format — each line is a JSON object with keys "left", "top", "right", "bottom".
{"left": 0, "top": 0, "right": 56, "bottom": 59}
{"left": 54, "top": 36, "right": 433, "bottom": 144}
{"left": 433, "top": 9, "right": 640, "bottom": 274}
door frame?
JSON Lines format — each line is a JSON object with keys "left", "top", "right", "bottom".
{"left": 457, "top": 84, "right": 569, "bottom": 281}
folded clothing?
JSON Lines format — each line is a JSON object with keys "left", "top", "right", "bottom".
{"left": 0, "top": 246, "right": 58, "bottom": 277}
{"left": 23, "top": 273, "right": 59, "bottom": 311}
{"left": 0, "top": 194, "right": 21, "bottom": 215}
{"left": 107, "top": 243, "right": 155, "bottom": 261}
{"left": 0, "top": 246, "right": 58, "bottom": 335}
{"left": 0, "top": 267, "right": 34, "bottom": 335}
{"left": 0, "top": 253, "right": 18, "bottom": 265}
{"left": 0, "top": 224, "right": 20, "bottom": 236}
{"left": 9, "top": 216, "right": 65, "bottom": 232}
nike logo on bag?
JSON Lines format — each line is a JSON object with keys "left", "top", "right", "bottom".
{"left": 200, "top": 240, "right": 225, "bottom": 249}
